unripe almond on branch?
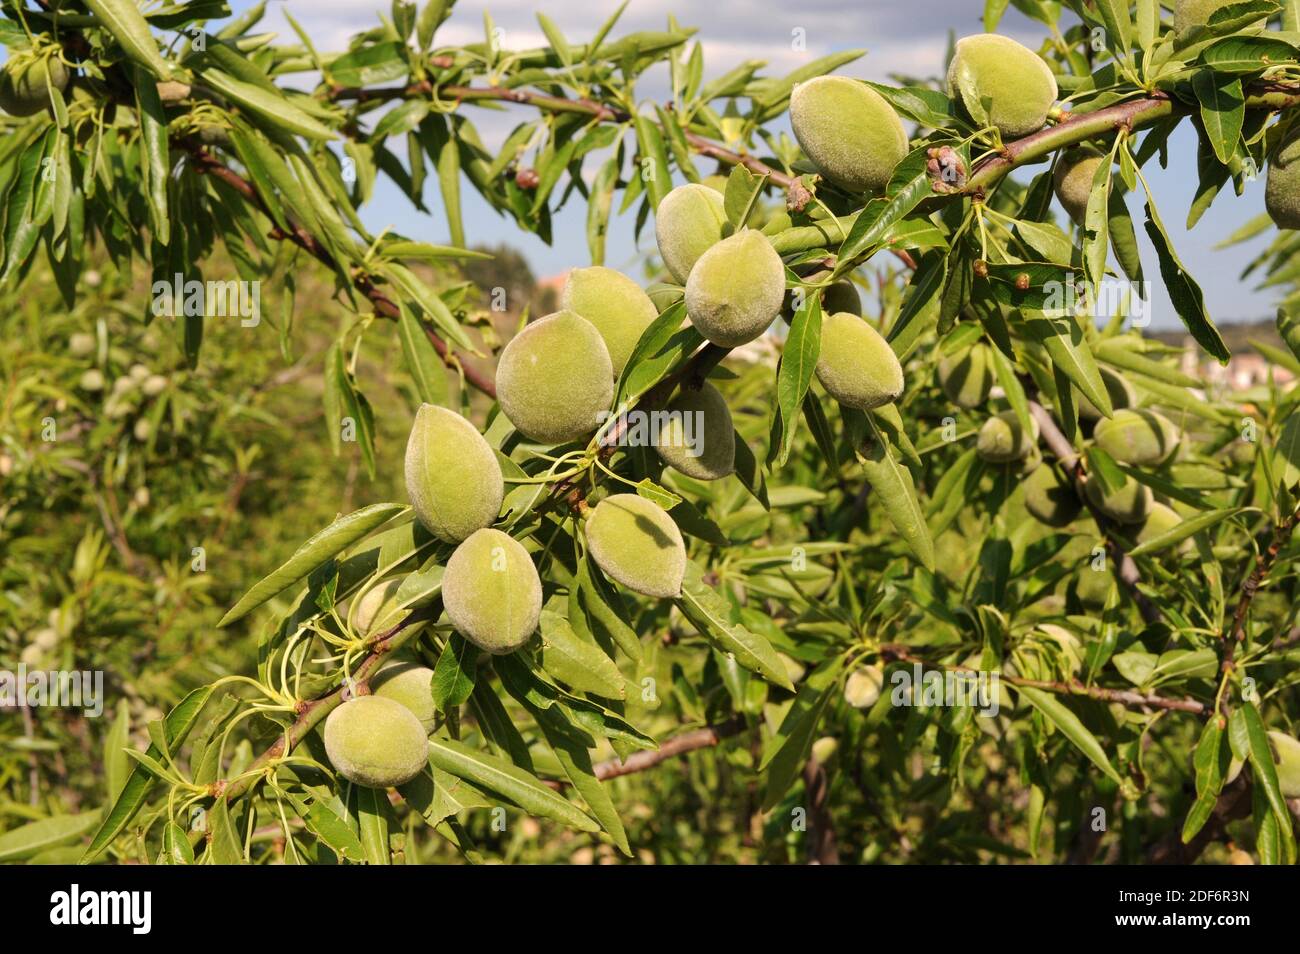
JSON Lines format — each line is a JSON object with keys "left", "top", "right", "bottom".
{"left": 353, "top": 578, "right": 404, "bottom": 636}
{"left": 844, "top": 665, "right": 884, "bottom": 708}
{"left": 1094, "top": 409, "right": 1180, "bottom": 466}
{"left": 1085, "top": 473, "right": 1152, "bottom": 525}
{"left": 1267, "top": 730, "right": 1300, "bottom": 798}
{"left": 1024, "top": 463, "right": 1081, "bottom": 527}
{"left": 947, "top": 34, "right": 1057, "bottom": 138}
{"left": 789, "top": 75, "right": 908, "bottom": 195}
{"left": 585, "top": 493, "right": 686, "bottom": 598}
{"left": 815, "top": 312, "right": 904, "bottom": 410}
{"left": 443, "top": 528, "right": 542, "bottom": 655}
{"left": 685, "top": 230, "right": 786, "bottom": 347}
{"left": 323, "top": 695, "right": 428, "bottom": 788}
{"left": 560, "top": 266, "right": 658, "bottom": 376}
{"left": 1053, "top": 148, "right": 1104, "bottom": 224}
{"left": 1078, "top": 366, "right": 1136, "bottom": 422}
{"left": 655, "top": 381, "right": 736, "bottom": 480}
{"left": 371, "top": 660, "right": 437, "bottom": 732}
{"left": 655, "top": 183, "right": 727, "bottom": 284}
{"left": 976, "top": 411, "right": 1038, "bottom": 463}
{"left": 1266, "top": 125, "right": 1300, "bottom": 230}
{"left": 937, "top": 343, "right": 994, "bottom": 409}
{"left": 496, "top": 311, "right": 613, "bottom": 444}
{"left": 405, "top": 403, "right": 504, "bottom": 543}
{"left": 0, "top": 56, "right": 68, "bottom": 117}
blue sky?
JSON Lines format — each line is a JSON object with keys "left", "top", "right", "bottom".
{"left": 221, "top": 3, "right": 1287, "bottom": 327}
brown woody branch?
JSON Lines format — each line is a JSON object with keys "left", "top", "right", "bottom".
{"left": 1222, "top": 503, "right": 1300, "bottom": 672}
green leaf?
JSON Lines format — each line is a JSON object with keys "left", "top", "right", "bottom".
{"left": 539, "top": 610, "right": 626, "bottom": 699}
{"left": 219, "top": 503, "right": 405, "bottom": 626}
{"left": 285, "top": 790, "right": 366, "bottom": 862}
{"left": 759, "top": 659, "right": 842, "bottom": 810}
{"left": 0, "top": 812, "right": 101, "bottom": 863}
{"left": 1193, "top": 71, "right": 1244, "bottom": 165}
{"left": 856, "top": 414, "right": 935, "bottom": 570}
{"left": 677, "top": 561, "right": 794, "bottom": 689}
{"left": 723, "top": 164, "right": 763, "bottom": 229}
{"left": 356, "top": 787, "right": 390, "bottom": 865}
{"left": 397, "top": 302, "right": 449, "bottom": 407}
{"left": 832, "top": 146, "right": 934, "bottom": 277}
{"left": 432, "top": 633, "right": 478, "bottom": 711}
{"left": 159, "top": 821, "right": 194, "bottom": 865}
{"left": 199, "top": 67, "right": 335, "bottom": 141}
{"left": 1183, "top": 719, "right": 1230, "bottom": 843}
{"left": 103, "top": 699, "right": 130, "bottom": 804}
{"left": 206, "top": 796, "right": 245, "bottom": 864}
{"left": 1235, "top": 702, "right": 1294, "bottom": 843}
{"left": 1129, "top": 506, "right": 1242, "bottom": 556}
{"left": 1141, "top": 196, "right": 1230, "bottom": 362}
{"left": 1017, "top": 686, "right": 1124, "bottom": 786}
{"left": 85, "top": 0, "right": 173, "bottom": 79}
{"left": 133, "top": 67, "right": 169, "bottom": 247}
{"left": 772, "top": 295, "right": 822, "bottom": 468}
{"left": 1023, "top": 311, "right": 1113, "bottom": 418}
{"left": 329, "top": 41, "right": 410, "bottom": 86}
{"left": 426, "top": 737, "right": 601, "bottom": 832}
{"left": 82, "top": 686, "right": 214, "bottom": 862}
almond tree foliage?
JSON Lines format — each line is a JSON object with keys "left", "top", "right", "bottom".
{"left": 1, "top": 0, "right": 1299, "bottom": 865}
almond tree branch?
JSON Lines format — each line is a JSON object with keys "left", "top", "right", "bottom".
{"left": 1222, "top": 503, "right": 1300, "bottom": 672}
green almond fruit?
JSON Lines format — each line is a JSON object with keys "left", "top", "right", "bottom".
{"left": 816, "top": 311, "right": 904, "bottom": 410}
{"left": 585, "top": 493, "right": 686, "bottom": 598}
{"left": 937, "top": 343, "right": 994, "bottom": 409}
{"left": 1053, "top": 148, "right": 1104, "bottom": 224}
{"left": 1075, "top": 564, "right": 1113, "bottom": 609}
{"left": 496, "top": 311, "right": 613, "bottom": 444}
{"left": 1094, "top": 409, "right": 1179, "bottom": 466}
{"left": 405, "top": 403, "right": 504, "bottom": 542}
{"left": 1266, "top": 730, "right": 1300, "bottom": 798}
{"left": 655, "top": 183, "right": 727, "bottom": 284}
{"left": 654, "top": 381, "right": 736, "bottom": 480}
{"left": 844, "top": 666, "right": 884, "bottom": 708}
{"left": 1278, "top": 308, "right": 1300, "bottom": 362}
{"left": 371, "top": 661, "right": 436, "bottom": 732}
{"left": 790, "top": 75, "right": 908, "bottom": 195}
{"left": 443, "top": 528, "right": 542, "bottom": 655}
{"left": 685, "top": 230, "right": 786, "bottom": 347}
{"left": 1024, "top": 463, "right": 1081, "bottom": 527}
{"left": 1266, "top": 126, "right": 1300, "bottom": 230}
{"left": 560, "top": 266, "right": 659, "bottom": 376}
{"left": 947, "top": 34, "right": 1057, "bottom": 138}
{"left": 352, "top": 578, "right": 405, "bottom": 637}
{"left": 1078, "top": 366, "right": 1136, "bottom": 422}
{"left": 976, "top": 410, "right": 1038, "bottom": 463}
{"left": 1085, "top": 473, "right": 1152, "bottom": 525}
{"left": 69, "top": 333, "right": 95, "bottom": 357}
{"left": 0, "top": 56, "right": 69, "bottom": 117}
{"left": 323, "top": 695, "right": 429, "bottom": 788}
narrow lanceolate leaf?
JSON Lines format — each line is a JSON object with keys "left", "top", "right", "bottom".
{"left": 0, "top": 812, "right": 101, "bottom": 863}
{"left": 82, "top": 687, "right": 214, "bottom": 862}
{"left": 1129, "top": 506, "right": 1241, "bottom": 556}
{"left": 219, "top": 503, "right": 405, "bottom": 626}
{"left": 159, "top": 822, "right": 194, "bottom": 865}
{"left": 759, "top": 659, "right": 842, "bottom": 810}
{"left": 1023, "top": 310, "right": 1113, "bottom": 418}
{"left": 356, "top": 787, "right": 390, "bottom": 865}
{"left": 1193, "top": 71, "right": 1244, "bottom": 165}
{"left": 539, "top": 610, "right": 626, "bottom": 699}
{"left": 677, "top": 561, "right": 794, "bottom": 689}
{"left": 1182, "top": 718, "right": 1229, "bottom": 843}
{"left": 773, "top": 296, "right": 822, "bottom": 467}
{"left": 1017, "top": 686, "right": 1124, "bottom": 786}
{"left": 133, "top": 67, "right": 169, "bottom": 246}
{"left": 1082, "top": 149, "right": 1113, "bottom": 290}
{"left": 1142, "top": 197, "right": 1230, "bottom": 362}
{"left": 426, "top": 737, "right": 601, "bottom": 833}
{"left": 1276, "top": 413, "right": 1300, "bottom": 490}
{"left": 856, "top": 415, "right": 935, "bottom": 570}
{"left": 285, "top": 791, "right": 365, "bottom": 862}
{"left": 206, "top": 797, "right": 244, "bottom": 864}
{"left": 432, "top": 633, "right": 478, "bottom": 711}
{"left": 199, "top": 68, "right": 335, "bottom": 141}
{"left": 1235, "top": 703, "right": 1294, "bottom": 844}
{"left": 85, "top": 0, "right": 172, "bottom": 79}
{"left": 833, "top": 145, "right": 934, "bottom": 278}
{"left": 397, "top": 301, "right": 449, "bottom": 407}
